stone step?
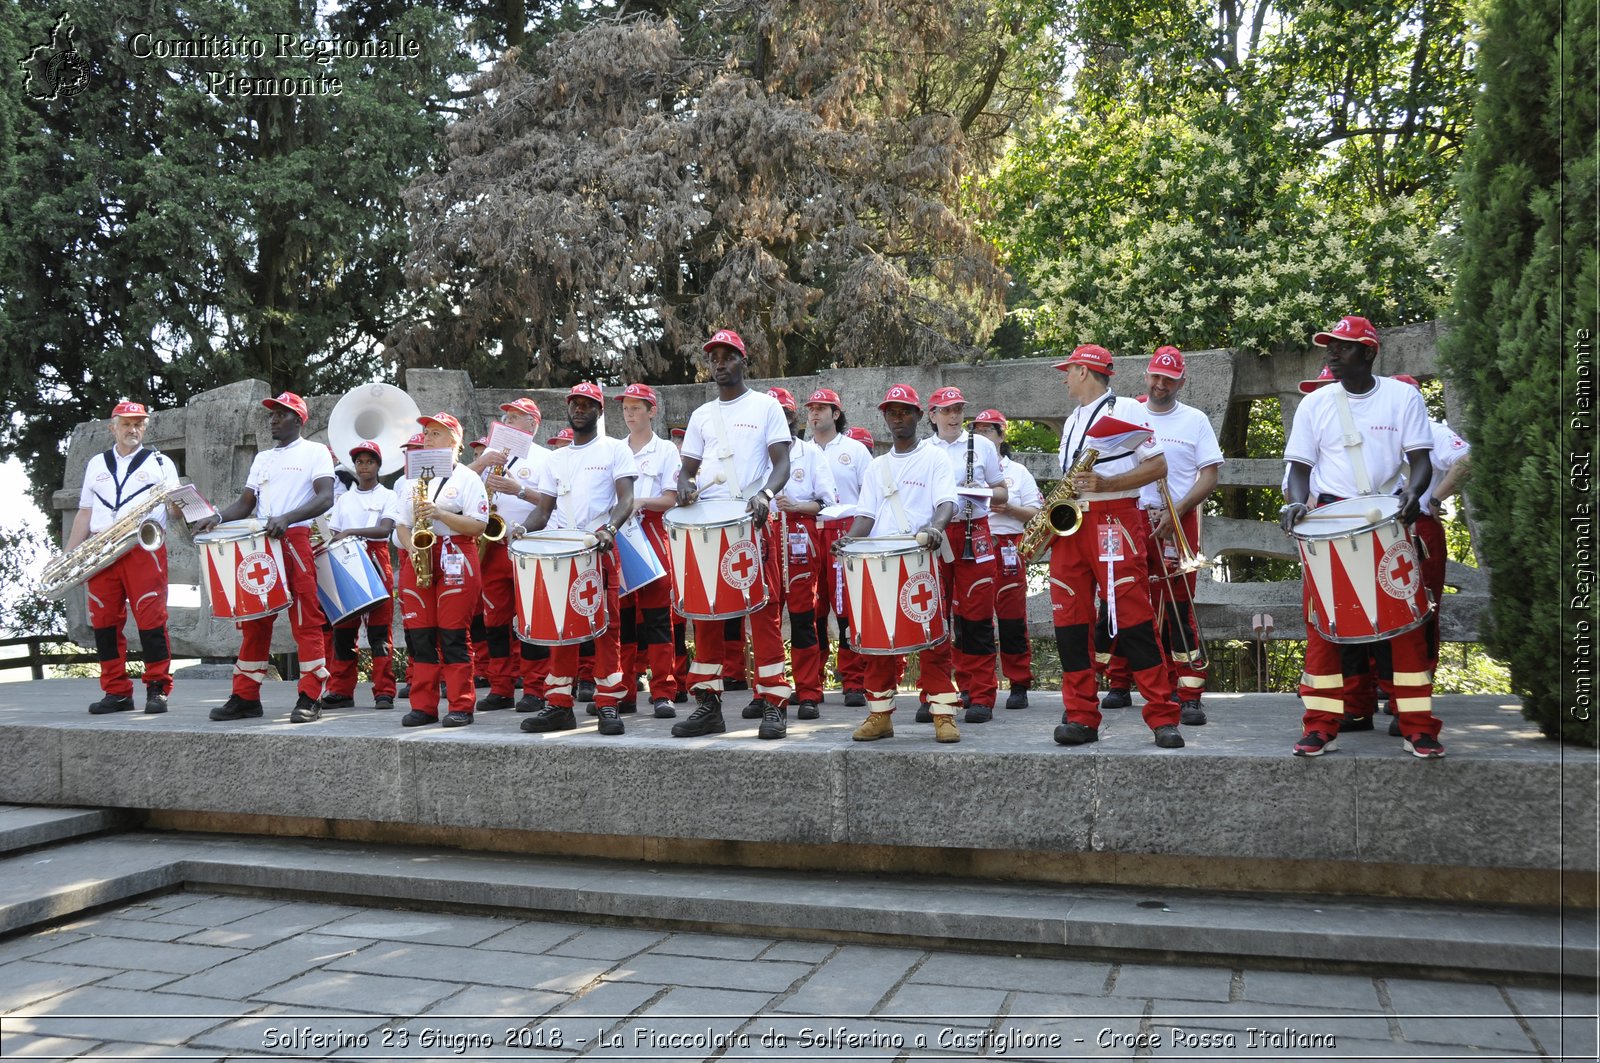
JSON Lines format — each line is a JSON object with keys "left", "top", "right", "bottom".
{"left": 0, "top": 804, "right": 127, "bottom": 855}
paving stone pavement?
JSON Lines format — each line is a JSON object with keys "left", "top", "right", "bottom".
{"left": 0, "top": 892, "right": 1594, "bottom": 1062}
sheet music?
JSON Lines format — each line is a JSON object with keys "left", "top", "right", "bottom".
{"left": 405, "top": 447, "right": 455, "bottom": 480}
{"left": 486, "top": 421, "right": 534, "bottom": 460}
{"left": 165, "top": 484, "right": 216, "bottom": 522}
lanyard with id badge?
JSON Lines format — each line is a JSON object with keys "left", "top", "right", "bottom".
{"left": 1099, "top": 519, "right": 1127, "bottom": 637}
{"left": 440, "top": 540, "right": 466, "bottom": 587}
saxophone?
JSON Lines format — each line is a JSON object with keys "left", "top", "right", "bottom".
{"left": 477, "top": 462, "right": 509, "bottom": 560}
{"left": 1017, "top": 448, "right": 1099, "bottom": 563}
{"left": 411, "top": 471, "right": 436, "bottom": 589}
{"left": 40, "top": 485, "right": 174, "bottom": 600}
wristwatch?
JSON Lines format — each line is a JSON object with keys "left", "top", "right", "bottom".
{"left": 759, "top": 489, "right": 775, "bottom": 503}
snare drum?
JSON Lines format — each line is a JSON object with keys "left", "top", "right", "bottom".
{"left": 837, "top": 538, "right": 946, "bottom": 655}
{"left": 1292, "top": 495, "right": 1434, "bottom": 643}
{"left": 510, "top": 532, "right": 609, "bottom": 646}
{"left": 661, "top": 499, "right": 769, "bottom": 620}
{"left": 313, "top": 537, "right": 389, "bottom": 623}
{"left": 194, "top": 520, "right": 292, "bottom": 622}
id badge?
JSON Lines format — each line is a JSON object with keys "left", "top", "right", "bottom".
{"left": 441, "top": 544, "right": 465, "bottom": 586}
{"left": 999, "top": 543, "right": 1019, "bottom": 575}
{"left": 788, "top": 531, "right": 810, "bottom": 559}
{"left": 972, "top": 532, "right": 995, "bottom": 564}
{"left": 1098, "top": 524, "right": 1124, "bottom": 563}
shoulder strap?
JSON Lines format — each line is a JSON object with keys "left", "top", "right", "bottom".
{"left": 1329, "top": 388, "right": 1375, "bottom": 494}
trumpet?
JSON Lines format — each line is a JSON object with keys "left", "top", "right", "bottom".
{"left": 1018, "top": 448, "right": 1099, "bottom": 562}
{"left": 411, "top": 471, "right": 436, "bottom": 589}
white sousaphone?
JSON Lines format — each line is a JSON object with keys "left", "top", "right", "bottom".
{"left": 327, "top": 382, "right": 422, "bottom": 477}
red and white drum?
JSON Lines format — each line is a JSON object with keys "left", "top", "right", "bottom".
{"left": 1292, "top": 495, "right": 1434, "bottom": 644}
{"left": 837, "top": 537, "right": 947, "bottom": 655}
{"left": 194, "top": 520, "right": 292, "bottom": 622}
{"left": 662, "top": 499, "right": 769, "bottom": 620}
{"left": 510, "top": 532, "right": 609, "bottom": 646}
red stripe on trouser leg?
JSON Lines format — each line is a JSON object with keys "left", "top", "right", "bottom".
{"left": 992, "top": 532, "right": 1032, "bottom": 686}
{"left": 88, "top": 545, "right": 172, "bottom": 696}
{"left": 922, "top": 520, "right": 998, "bottom": 708}
{"left": 400, "top": 538, "right": 481, "bottom": 715}
{"left": 548, "top": 553, "right": 624, "bottom": 708}
{"left": 233, "top": 528, "right": 327, "bottom": 699}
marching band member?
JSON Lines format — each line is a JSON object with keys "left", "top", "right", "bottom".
{"left": 200, "top": 392, "right": 335, "bottom": 724}
{"left": 833, "top": 384, "right": 961, "bottom": 743}
{"left": 924, "top": 387, "right": 1008, "bottom": 723}
{"left": 618, "top": 382, "right": 682, "bottom": 718}
{"left": 67, "top": 400, "right": 181, "bottom": 715}
{"left": 672, "top": 328, "right": 793, "bottom": 740}
{"left": 394, "top": 412, "right": 489, "bottom": 728}
{"left": 1098, "top": 348, "right": 1223, "bottom": 725}
{"left": 392, "top": 432, "right": 425, "bottom": 702}
{"left": 320, "top": 441, "right": 398, "bottom": 711}
{"left": 805, "top": 387, "right": 873, "bottom": 707}
{"left": 668, "top": 426, "right": 691, "bottom": 702}
{"left": 1049, "top": 346, "right": 1185, "bottom": 749}
{"left": 847, "top": 426, "right": 878, "bottom": 453}
{"left": 762, "top": 387, "right": 838, "bottom": 721}
{"left": 471, "top": 397, "right": 549, "bottom": 713}
{"left": 1281, "top": 315, "right": 1443, "bottom": 758}
{"left": 972, "top": 409, "right": 1043, "bottom": 712}
{"left": 518, "top": 383, "right": 638, "bottom": 736}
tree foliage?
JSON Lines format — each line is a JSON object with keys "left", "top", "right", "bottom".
{"left": 1441, "top": 0, "right": 1594, "bottom": 743}
{"left": 391, "top": 0, "right": 1061, "bottom": 385}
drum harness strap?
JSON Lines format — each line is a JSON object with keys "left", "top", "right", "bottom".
{"left": 1330, "top": 387, "right": 1403, "bottom": 500}
{"left": 95, "top": 447, "right": 161, "bottom": 514}
{"left": 879, "top": 452, "right": 954, "bottom": 563}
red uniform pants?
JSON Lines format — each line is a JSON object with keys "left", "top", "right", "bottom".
{"left": 919, "top": 518, "right": 998, "bottom": 710}
{"left": 232, "top": 527, "right": 328, "bottom": 700}
{"left": 1048, "top": 501, "right": 1177, "bottom": 729}
{"left": 326, "top": 542, "right": 397, "bottom": 699}
{"left": 689, "top": 526, "right": 790, "bottom": 707}
{"left": 864, "top": 647, "right": 957, "bottom": 716}
{"left": 86, "top": 543, "right": 172, "bottom": 698}
{"left": 777, "top": 512, "right": 824, "bottom": 703}
{"left": 546, "top": 551, "right": 626, "bottom": 709}
{"left": 1103, "top": 508, "right": 1206, "bottom": 704}
{"left": 478, "top": 539, "right": 549, "bottom": 696}
{"left": 399, "top": 536, "right": 481, "bottom": 718}
{"left": 991, "top": 531, "right": 1032, "bottom": 688}
{"left": 619, "top": 513, "right": 679, "bottom": 702}
{"left": 815, "top": 519, "right": 864, "bottom": 691}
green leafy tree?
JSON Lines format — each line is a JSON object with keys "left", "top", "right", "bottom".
{"left": 1441, "top": 0, "right": 1594, "bottom": 742}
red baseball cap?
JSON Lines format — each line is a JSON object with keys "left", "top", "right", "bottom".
{"left": 669, "top": 427, "right": 686, "bottom": 440}
{"left": 349, "top": 440, "right": 382, "bottom": 461}
{"left": 1054, "top": 344, "right": 1114, "bottom": 376}
{"left": 622, "top": 382, "right": 658, "bottom": 406}
{"left": 567, "top": 382, "right": 605, "bottom": 406}
{"left": 1313, "top": 315, "right": 1381, "bottom": 348}
{"left": 927, "top": 386, "right": 966, "bottom": 409}
{"left": 550, "top": 427, "right": 574, "bottom": 446}
{"left": 401, "top": 432, "right": 426, "bottom": 451}
{"left": 468, "top": 437, "right": 488, "bottom": 451}
{"left": 499, "top": 397, "right": 542, "bottom": 420}
{"left": 878, "top": 384, "right": 923, "bottom": 411}
{"left": 1393, "top": 373, "right": 1422, "bottom": 389}
{"left": 973, "top": 408, "right": 1007, "bottom": 428}
{"left": 417, "top": 411, "right": 463, "bottom": 439}
{"left": 703, "top": 329, "right": 747, "bottom": 358}
{"left": 1147, "top": 345, "right": 1185, "bottom": 379}
{"left": 768, "top": 387, "right": 797, "bottom": 410}
{"left": 110, "top": 400, "right": 150, "bottom": 419}
{"left": 1298, "top": 366, "right": 1337, "bottom": 394}
{"left": 806, "top": 388, "right": 842, "bottom": 409}
{"left": 263, "top": 392, "right": 309, "bottom": 421}
{"left": 847, "top": 427, "right": 876, "bottom": 446}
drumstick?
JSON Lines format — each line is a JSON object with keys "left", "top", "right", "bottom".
{"left": 1298, "top": 510, "right": 1383, "bottom": 524}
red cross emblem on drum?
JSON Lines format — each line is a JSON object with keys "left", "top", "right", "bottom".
{"left": 899, "top": 571, "right": 939, "bottom": 624}
{"left": 237, "top": 551, "right": 280, "bottom": 596}
{"left": 720, "top": 539, "right": 760, "bottom": 590}
{"left": 568, "top": 569, "right": 604, "bottom": 617}
{"left": 1378, "top": 540, "right": 1420, "bottom": 599}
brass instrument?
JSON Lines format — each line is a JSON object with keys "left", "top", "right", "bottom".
{"left": 410, "top": 470, "right": 436, "bottom": 589}
{"left": 1018, "top": 448, "right": 1099, "bottom": 562}
{"left": 328, "top": 382, "right": 421, "bottom": 477}
{"left": 40, "top": 485, "right": 174, "bottom": 600}
{"left": 1148, "top": 478, "right": 1213, "bottom": 669}
{"left": 478, "top": 462, "right": 509, "bottom": 559}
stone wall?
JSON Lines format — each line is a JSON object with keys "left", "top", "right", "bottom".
{"left": 53, "top": 322, "right": 1486, "bottom": 656}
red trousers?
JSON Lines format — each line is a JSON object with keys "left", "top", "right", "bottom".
{"left": 479, "top": 539, "right": 549, "bottom": 696}
{"left": 620, "top": 514, "right": 678, "bottom": 701}
{"left": 86, "top": 543, "right": 172, "bottom": 698}
{"left": 777, "top": 512, "right": 824, "bottom": 702}
{"left": 1103, "top": 508, "right": 1206, "bottom": 703}
{"left": 689, "top": 526, "right": 790, "bottom": 706}
{"left": 815, "top": 519, "right": 864, "bottom": 690}
{"left": 326, "top": 542, "right": 396, "bottom": 698}
{"left": 991, "top": 531, "right": 1032, "bottom": 688}
{"left": 1048, "top": 501, "right": 1177, "bottom": 729}
{"left": 919, "top": 519, "right": 998, "bottom": 710}
{"left": 865, "top": 646, "right": 957, "bottom": 716}
{"left": 546, "top": 551, "right": 625, "bottom": 709}
{"left": 400, "top": 536, "right": 481, "bottom": 718}
{"left": 232, "top": 527, "right": 328, "bottom": 700}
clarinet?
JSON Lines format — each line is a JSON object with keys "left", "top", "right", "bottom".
{"left": 960, "top": 430, "right": 977, "bottom": 560}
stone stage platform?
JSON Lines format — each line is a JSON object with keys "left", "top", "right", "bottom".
{"left": 0, "top": 681, "right": 1592, "bottom": 914}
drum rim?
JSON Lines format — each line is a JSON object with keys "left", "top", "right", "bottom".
{"left": 1291, "top": 494, "right": 1402, "bottom": 541}
{"left": 663, "top": 499, "right": 753, "bottom": 529}
{"left": 837, "top": 539, "right": 930, "bottom": 558}
{"left": 510, "top": 536, "right": 595, "bottom": 559}
{"left": 193, "top": 520, "right": 274, "bottom": 544}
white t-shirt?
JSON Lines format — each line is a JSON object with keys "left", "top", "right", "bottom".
{"left": 1136, "top": 401, "right": 1224, "bottom": 510}
{"left": 629, "top": 434, "right": 683, "bottom": 503}
{"left": 1284, "top": 377, "right": 1432, "bottom": 499}
{"left": 681, "top": 389, "right": 790, "bottom": 501}
{"left": 1401, "top": 419, "right": 1471, "bottom": 515}
{"left": 818, "top": 433, "right": 873, "bottom": 508}
{"left": 392, "top": 462, "right": 490, "bottom": 537}
{"left": 484, "top": 447, "right": 547, "bottom": 529}
{"left": 1056, "top": 393, "right": 1165, "bottom": 501}
{"left": 931, "top": 430, "right": 1003, "bottom": 520}
{"left": 535, "top": 436, "right": 639, "bottom": 532}
{"left": 780, "top": 437, "right": 839, "bottom": 507}
{"left": 245, "top": 437, "right": 335, "bottom": 527}
{"left": 855, "top": 441, "right": 958, "bottom": 535}
{"left": 989, "top": 456, "right": 1044, "bottom": 536}
{"left": 328, "top": 483, "right": 396, "bottom": 536}
{"left": 78, "top": 447, "right": 182, "bottom": 534}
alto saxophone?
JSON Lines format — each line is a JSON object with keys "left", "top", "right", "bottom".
{"left": 1017, "top": 448, "right": 1100, "bottom": 562}
{"left": 411, "top": 470, "right": 436, "bottom": 589}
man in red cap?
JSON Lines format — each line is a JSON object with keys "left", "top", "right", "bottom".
{"left": 198, "top": 392, "right": 337, "bottom": 723}
{"left": 667, "top": 425, "right": 691, "bottom": 699}
{"left": 924, "top": 385, "right": 1009, "bottom": 723}
{"left": 1097, "top": 346, "right": 1223, "bottom": 726}
{"left": 64, "top": 400, "right": 183, "bottom": 715}
{"left": 1281, "top": 315, "right": 1443, "bottom": 758}
{"left": 972, "top": 409, "right": 1043, "bottom": 711}
{"left": 619, "top": 381, "right": 682, "bottom": 717}
{"left": 320, "top": 441, "right": 399, "bottom": 710}
{"left": 519, "top": 384, "right": 639, "bottom": 736}
{"left": 672, "top": 328, "right": 793, "bottom": 739}
{"left": 833, "top": 384, "right": 961, "bottom": 742}
{"left": 1049, "top": 346, "right": 1185, "bottom": 748}
{"left": 805, "top": 387, "right": 874, "bottom": 706}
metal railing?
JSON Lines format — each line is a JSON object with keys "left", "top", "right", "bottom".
{"left": 0, "top": 634, "right": 124, "bottom": 680}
